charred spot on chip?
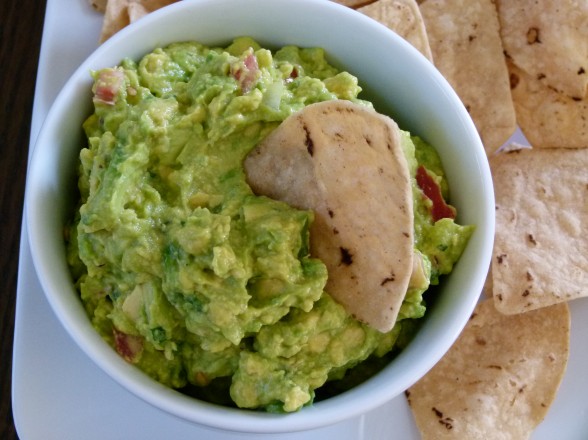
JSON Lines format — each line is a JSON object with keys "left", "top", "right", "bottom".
{"left": 380, "top": 272, "right": 396, "bottom": 286}
{"left": 526, "top": 271, "right": 534, "bottom": 281}
{"left": 339, "top": 247, "right": 353, "bottom": 265}
{"left": 327, "top": 208, "right": 335, "bottom": 218}
{"left": 527, "top": 233, "right": 537, "bottom": 245}
{"left": 468, "top": 34, "right": 476, "bottom": 42}
{"left": 496, "top": 253, "right": 507, "bottom": 264}
{"left": 432, "top": 407, "right": 443, "bottom": 418}
{"left": 303, "top": 124, "right": 314, "bottom": 156}
{"left": 522, "top": 289, "right": 530, "bottom": 297}
{"left": 439, "top": 418, "right": 454, "bottom": 430}
{"left": 405, "top": 390, "right": 411, "bottom": 403}
{"left": 526, "top": 27, "right": 541, "bottom": 44}
{"left": 332, "top": 227, "right": 339, "bottom": 235}
{"left": 579, "top": 67, "right": 586, "bottom": 75}
{"left": 509, "top": 72, "right": 520, "bottom": 89}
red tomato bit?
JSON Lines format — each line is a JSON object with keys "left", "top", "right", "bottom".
{"left": 415, "top": 165, "right": 456, "bottom": 222}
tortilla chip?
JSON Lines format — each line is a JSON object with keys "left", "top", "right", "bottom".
{"left": 419, "top": 0, "right": 516, "bottom": 154}
{"left": 495, "top": 0, "right": 588, "bottom": 100}
{"left": 359, "top": 0, "right": 433, "bottom": 61}
{"left": 508, "top": 61, "right": 588, "bottom": 149}
{"left": 99, "top": 0, "right": 179, "bottom": 43}
{"left": 490, "top": 147, "right": 588, "bottom": 315}
{"left": 244, "top": 100, "right": 414, "bottom": 332}
{"left": 407, "top": 298, "right": 570, "bottom": 440}
{"left": 99, "top": 0, "right": 130, "bottom": 43}
{"left": 128, "top": 2, "right": 149, "bottom": 22}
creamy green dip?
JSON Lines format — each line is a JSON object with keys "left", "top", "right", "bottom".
{"left": 66, "top": 37, "right": 473, "bottom": 413}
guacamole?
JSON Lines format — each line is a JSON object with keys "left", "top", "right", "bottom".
{"left": 66, "top": 37, "right": 473, "bottom": 413}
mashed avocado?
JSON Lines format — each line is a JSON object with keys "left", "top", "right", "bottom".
{"left": 66, "top": 37, "right": 473, "bottom": 412}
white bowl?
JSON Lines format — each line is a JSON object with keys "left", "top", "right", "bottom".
{"left": 25, "top": 0, "right": 494, "bottom": 434}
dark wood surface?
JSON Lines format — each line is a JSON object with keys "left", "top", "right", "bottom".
{"left": 1, "top": 0, "right": 47, "bottom": 439}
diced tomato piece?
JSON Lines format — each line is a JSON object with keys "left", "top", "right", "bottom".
{"left": 416, "top": 165, "right": 456, "bottom": 221}
{"left": 93, "top": 68, "right": 125, "bottom": 105}
{"left": 231, "top": 50, "right": 259, "bottom": 94}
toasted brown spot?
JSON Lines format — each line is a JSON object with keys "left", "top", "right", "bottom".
{"left": 510, "top": 72, "right": 520, "bottom": 89}
{"left": 522, "top": 289, "right": 530, "bottom": 297}
{"left": 527, "top": 233, "right": 537, "bottom": 245}
{"left": 526, "top": 27, "right": 541, "bottom": 44}
{"left": 303, "top": 125, "right": 314, "bottom": 156}
{"left": 439, "top": 418, "right": 454, "bottom": 430}
{"left": 340, "top": 247, "right": 353, "bottom": 265}
{"left": 380, "top": 273, "right": 396, "bottom": 286}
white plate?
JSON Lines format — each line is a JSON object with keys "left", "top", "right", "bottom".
{"left": 12, "top": 0, "right": 588, "bottom": 438}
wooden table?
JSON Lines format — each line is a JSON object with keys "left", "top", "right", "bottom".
{"left": 1, "top": 1, "right": 47, "bottom": 439}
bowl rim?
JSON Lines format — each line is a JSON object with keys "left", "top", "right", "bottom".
{"left": 25, "top": 0, "right": 494, "bottom": 434}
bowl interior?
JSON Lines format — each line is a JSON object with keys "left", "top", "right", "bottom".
{"left": 25, "top": 0, "right": 494, "bottom": 433}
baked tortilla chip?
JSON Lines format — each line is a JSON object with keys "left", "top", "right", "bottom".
{"left": 419, "top": 0, "right": 516, "bottom": 154}
{"left": 508, "top": 61, "right": 588, "bottom": 149}
{"left": 128, "top": 1, "right": 149, "bottom": 22}
{"left": 359, "top": 0, "right": 433, "bottom": 61}
{"left": 490, "top": 147, "right": 588, "bottom": 315}
{"left": 244, "top": 100, "right": 413, "bottom": 332}
{"left": 99, "top": 0, "right": 130, "bottom": 43}
{"left": 495, "top": 0, "right": 588, "bottom": 99}
{"left": 407, "top": 298, "right": 570, "bottom": 440}
{"left": 99, "top": 0, "right": 179, "bottom": 43}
